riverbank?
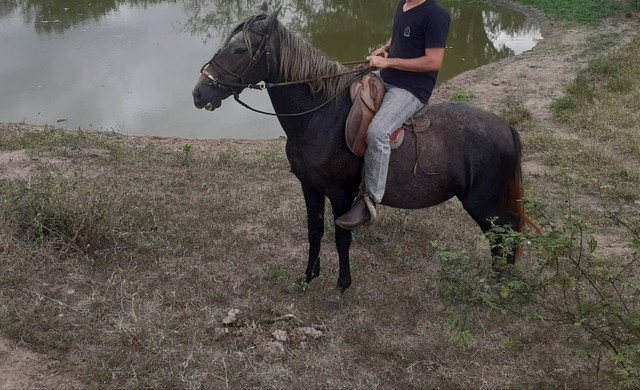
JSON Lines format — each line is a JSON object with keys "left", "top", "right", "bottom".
{"left": 1, "top": 4, "right": 639, "bottom": 389}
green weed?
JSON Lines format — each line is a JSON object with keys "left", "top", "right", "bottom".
{"left": 216, "top": 146, "right": 240, "bottom": 166}
{"left": 447, "top": 316, "right": 476, "bottom": 347}
{"left": 501, "top": 98, "right": 533, "bottom": 126}
{"left": 449, "top": 91, "right": 476, "bottom": 102}
{"left": 179, "top": 143, "right": 193, "bottom": 167}
{"left": 264, "top": 264, "right": 290, "bottom": 282}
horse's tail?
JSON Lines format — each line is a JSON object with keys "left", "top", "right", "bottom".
{"left": 504, "top": 127, "right": 543, "bottom": 236}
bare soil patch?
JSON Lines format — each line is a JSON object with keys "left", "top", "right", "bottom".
{"left": 0, "top": 338, "right": 81, "bottom": 389}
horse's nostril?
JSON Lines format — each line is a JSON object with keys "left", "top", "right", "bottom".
{"left": 193, "top": 89, "right": 201, "bottom": 100}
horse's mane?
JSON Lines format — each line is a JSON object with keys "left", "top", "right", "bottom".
{"left": 223, "top": 12, "right": 351, "bottom": 97}
{"left": 273, "top": 22, "right": 350, "bottom": 97}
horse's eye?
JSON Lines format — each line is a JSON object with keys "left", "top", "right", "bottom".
{"left": 234, "top": 47, "right": 248, "bottom": 55}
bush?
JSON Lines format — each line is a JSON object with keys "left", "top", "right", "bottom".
{"left": 435, "top": 201, "right": 640, "bottom": 387}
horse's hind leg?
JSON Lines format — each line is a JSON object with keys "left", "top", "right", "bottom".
{"left": 461, "top": 196, "right": 521, "bottom": 265}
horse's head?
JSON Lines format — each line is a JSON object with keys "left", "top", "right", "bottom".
{"left": 192, "top": 2, "right": 280, "bottom": 111}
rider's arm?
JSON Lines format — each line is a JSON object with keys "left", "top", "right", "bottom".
{"left": 369, "top": 47, "right": 446, "bottom": 73}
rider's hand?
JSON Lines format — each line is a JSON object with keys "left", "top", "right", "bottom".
{"left": 369, "top": 46, "right": 389, "bottom": 59}
{"left": 368, "top": 55, "right": 390, "bottom": 69}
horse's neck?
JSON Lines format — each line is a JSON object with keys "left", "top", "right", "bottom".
{"left": 266, "top": 84, "right": 350, "bottom": 145}
{"left": 266, "top": 84, "right": 320, "bottom": 136}
{"left": 265, "top": 30, "right": 351, "bottom": 142}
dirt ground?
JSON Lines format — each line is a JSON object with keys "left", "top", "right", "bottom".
{"left": 1, "top": 3, "right": 639, "bottom": 388}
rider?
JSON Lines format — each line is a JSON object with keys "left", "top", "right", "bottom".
{"left": 336, "top": 0, "right": 450, "bottom": 230}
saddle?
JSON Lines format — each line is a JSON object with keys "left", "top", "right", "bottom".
{"left": 345, "top": 72, "right": 431, "bottom": 157}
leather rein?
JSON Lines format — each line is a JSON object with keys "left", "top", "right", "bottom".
{"left": 200, "top": 23, "right": 374, "bottom": 117}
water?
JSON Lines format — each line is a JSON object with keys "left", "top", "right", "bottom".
{"left": 0, "top": 0, "right": 542, "bottom": 139}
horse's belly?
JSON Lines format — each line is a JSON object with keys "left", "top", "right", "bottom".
{"left": 381, "top": 174, "right": 457, "bottom": 209}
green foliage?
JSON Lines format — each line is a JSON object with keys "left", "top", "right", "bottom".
{"left": 435, "top": 202, "right": 640, "bottom": 387}
{"left": 485, "top": 219, "right": 530, "bottom": 267}
{"left": 432, "top": 246, "right": 495, "bottom": 306}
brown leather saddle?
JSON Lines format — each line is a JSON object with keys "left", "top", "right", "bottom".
{"left": 345, "top": 72, "right": 431, "bottom": 157}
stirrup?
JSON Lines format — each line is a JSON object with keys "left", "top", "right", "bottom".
{"left": 361, "top": 194, "right": 377, "bottom": 226}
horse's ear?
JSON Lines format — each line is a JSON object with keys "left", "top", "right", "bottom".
{"left": 264, "top": 6, "right": 281, "bottom": 27}
{"left": 257, "top": 1, "right": 268, "bottom": 13}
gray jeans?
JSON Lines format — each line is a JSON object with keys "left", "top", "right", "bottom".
{"left": 364, "top": 83, "right": 424, "bottom": 203}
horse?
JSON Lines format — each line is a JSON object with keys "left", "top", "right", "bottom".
{"left": 192, "top": 3, "right": 540, "bottom": 304}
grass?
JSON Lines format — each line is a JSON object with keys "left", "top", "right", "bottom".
{"left": 500, "top": 97, "right": 533, "bottom": 126}
{"left": 513, "top": 0, "right": 622, "bottom": 23}
{"left": 0, "top": 124, "right": 567, "bottom": 388}
{"left": 449, "top": 90, "right": 476, "bottom": 102}
{"left": 501, "top": 35, "right": 640, "bottom": 388}
{"left": 548, "top": 37, "right": 640, "bottom": 200}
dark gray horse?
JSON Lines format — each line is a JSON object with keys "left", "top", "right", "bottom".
{"left": 192, "top": 4, "right": 540, "bottom": 303}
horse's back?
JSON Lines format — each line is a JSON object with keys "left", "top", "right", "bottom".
{"left": 384, "top": 102, "right": 516, "bottom": 208}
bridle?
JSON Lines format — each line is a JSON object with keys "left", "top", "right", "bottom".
{"left": 199, "top": 15, "right": 272, "bottom": 93}
{"left": 198, "top": 15, "right": 374, "bottom": 117}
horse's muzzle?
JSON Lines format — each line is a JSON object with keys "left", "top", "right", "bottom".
{"left": 193, "top": 88, "right": 218, "bottom": 111}
{"left": 204, "top": 101, "right": 221, "bottom": 111}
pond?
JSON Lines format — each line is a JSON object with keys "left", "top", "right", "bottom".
{"left": 0, "top": 0, "right": 542, "bottom": 139}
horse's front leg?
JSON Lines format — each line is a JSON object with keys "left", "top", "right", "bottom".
{"left": 300, "top": 182, "right": 325, "bottom": 284}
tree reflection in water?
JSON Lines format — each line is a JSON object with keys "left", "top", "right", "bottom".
{"left": 179, "top": 0, "right": 541, "bottom": 80}
{"left": 2, "top": 0, "right": 541, "bottom": 71}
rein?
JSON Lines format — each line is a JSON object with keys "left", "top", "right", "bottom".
{"left": 199, "top": 11, "right": 375, "bottom": 117}
{"left": 202, "top": 62, "right": 373, "bottom": 90}
{"left": 201, "top": 46, "right": 374, "bottom": 116}
{"left": 263, "top": 63, "right": 373, "bottom": 88}
{"left": 229, "top": 64, "right": 375, "bottom": 117}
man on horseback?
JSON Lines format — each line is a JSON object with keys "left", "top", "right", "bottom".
{"left": 336, "top": 0, "right": 450, "bottom": 229}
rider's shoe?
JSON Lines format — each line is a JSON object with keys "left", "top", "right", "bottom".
{"left": 335, "top": 195, "right": 377, "bottom": 230}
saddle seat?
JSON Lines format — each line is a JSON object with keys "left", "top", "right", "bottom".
{"left": 345, "top": 72, "right": 431, "bottom": 157}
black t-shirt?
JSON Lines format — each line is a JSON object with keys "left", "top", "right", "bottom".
{"left": 381, "top": 0, "right": 450, "bottom": 103}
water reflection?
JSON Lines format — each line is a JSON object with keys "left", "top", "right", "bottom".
{"left": 180, "top": 0, "right": 542, "bottom": 84}
{"left": 3, "top": 0, "right": 175, "bottom": 34}
{"left": 483, "top": 10, "right": 542, "bottom": 55}
{"left": 0, "top": 0, "right": 541, "bottom": 139}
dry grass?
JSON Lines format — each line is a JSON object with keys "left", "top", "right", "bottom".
{"left": 0, "top": 123, "right": 600, "bottom": 388}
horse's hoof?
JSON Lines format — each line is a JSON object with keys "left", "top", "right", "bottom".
{"left": 324, "top": 289, "right": 344, "bottom": 310}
